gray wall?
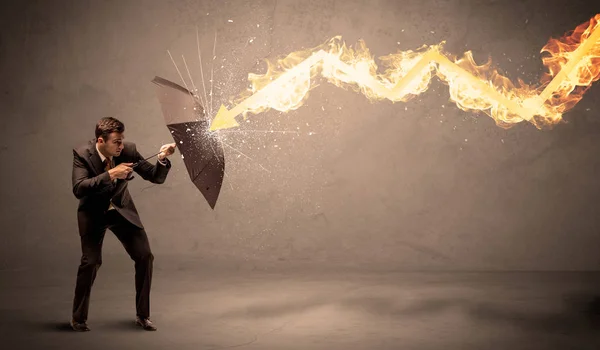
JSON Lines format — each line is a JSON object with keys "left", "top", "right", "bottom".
{"left": 1, "top": 0, "right": 599, "bottom": 272}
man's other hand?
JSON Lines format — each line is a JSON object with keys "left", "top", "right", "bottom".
{"left": 109, "top": 163, "right": 133, "bottom": 180}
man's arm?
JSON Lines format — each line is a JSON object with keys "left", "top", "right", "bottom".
{"left": 72, "top": 149, "right": 115, "bottom": 199}
{"left": 132, "top": 145, "right": 171, "bottom": 184}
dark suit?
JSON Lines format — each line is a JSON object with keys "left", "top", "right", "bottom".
{"left": 71, "top": 138, "right": 171, "bottom": 323}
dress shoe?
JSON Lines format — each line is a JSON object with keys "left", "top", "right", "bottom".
{"left": 70, "top": 319, "right": 90, "bottom": 332}
{"left": 135, "top": 316, "right": 157, "bottom": 331}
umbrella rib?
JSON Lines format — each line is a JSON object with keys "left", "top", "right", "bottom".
{"left": 190, "top": 161, "right": 211, "bottom": 185}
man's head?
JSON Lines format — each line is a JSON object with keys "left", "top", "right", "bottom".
{"left": 95, "top": 117, "right": 125, "bottom": 158}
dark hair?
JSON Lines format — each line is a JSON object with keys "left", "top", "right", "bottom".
{"left": 95, "top": 117, "right": 125, "bottom": 141}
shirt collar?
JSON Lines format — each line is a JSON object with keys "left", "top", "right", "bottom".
{"left": 95, "top": 142, "right": 111, "bottom": 163}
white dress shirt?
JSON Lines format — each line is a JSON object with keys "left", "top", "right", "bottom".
{"left": 96, "top": 143, "right": 166, "bottom": 211}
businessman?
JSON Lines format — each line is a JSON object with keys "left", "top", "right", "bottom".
{"left": 70, "top": 117, "right": 176, "bottom": 332}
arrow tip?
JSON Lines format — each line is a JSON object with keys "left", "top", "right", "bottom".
{"left": 209, "top": 104, "right": 239, "bottom": 131}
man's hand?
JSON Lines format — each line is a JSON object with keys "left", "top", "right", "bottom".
{"left": 108, "top": 163, "right": 133, "bottom": 180}
{"left": 158, "top": 143, "right": 176, "bottom": 161}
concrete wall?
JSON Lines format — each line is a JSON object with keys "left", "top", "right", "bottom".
{"left": 1, "top": 0, "right": 599, "bottom": 271}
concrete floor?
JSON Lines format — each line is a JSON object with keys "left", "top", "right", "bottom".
{"left": 1, "top": 259, "right": 600, "bottom": 350}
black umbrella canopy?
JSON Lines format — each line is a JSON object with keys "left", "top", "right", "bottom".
{"left": 151, "top": 76, "right": 225, "bottom": 209}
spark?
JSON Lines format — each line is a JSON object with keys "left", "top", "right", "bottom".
{"left": 196, "top": 26, "right": 210, "bottom": 117}
{"left": 258, "top": 164, "right": 271, "bottom": 173}
{"left": 182, "top": 54, "right": 201, "bottom": 103}
{"left": 216, "top": 129, "right": 300, "bottom": 134}
{"left": 223, "top": 171, "right": 234, "bottom": 190}
{"left": 222, "top": 141, "right": 271, "bottom": 173}
{"left": 207, "top": 135, "right": 221, "bottom": 165}
{"left": 167, "top": 50, "right": 191, "bottom": 95}
{"left": 210, "top": 30, "right": 217, "bottom": 117}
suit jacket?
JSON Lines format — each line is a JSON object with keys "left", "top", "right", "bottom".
{"left": 72, "top": 138, "right": 171, "bottom": 233}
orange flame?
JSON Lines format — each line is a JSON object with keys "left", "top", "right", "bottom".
{"left": 538, "top": 14, "right": 600, "bottom": 118}
{"left": 211, "top": 14, "right": 600, "bottom": 131}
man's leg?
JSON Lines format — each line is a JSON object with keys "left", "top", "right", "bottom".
{"left": 108, "top": 212, "right": 155, "bottom": 330}
{"left": 72, "top": 228, "right": 106, "bottom": 330}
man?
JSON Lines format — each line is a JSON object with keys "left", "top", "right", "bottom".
{"left": 70, "top": 117, "right": 176, "bottom": 332}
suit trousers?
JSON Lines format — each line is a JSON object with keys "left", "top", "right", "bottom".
{"left": 72, "top": 209, "right": 154, "bottom": 322}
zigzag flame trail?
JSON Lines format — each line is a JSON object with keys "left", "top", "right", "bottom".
{"left": 209, "top": 14, "right": 600, "bottom": 131}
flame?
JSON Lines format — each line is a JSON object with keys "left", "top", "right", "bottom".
{"left": 220, "top": 14, "right": 600, "bottom": 131}
{"left": 538, "top": 14, "right": 600, "bottom": 118}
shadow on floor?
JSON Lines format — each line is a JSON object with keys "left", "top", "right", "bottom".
{"left": 466, "top": 294, "right": 600, "bottom": 333}
{"left": 12, "top": 316, "right": 141, "bottom": 333}
{"left": 10, "top": 316, "right": 74, "bottom": 333}
{"left": 36, "top": 321, "right": 74, "bottom": 332}
{"left": 219, "top": 290, "right": 600, "bottom": 334}
{"left": 347, "top": 292, "right": 600, "bottom": 333}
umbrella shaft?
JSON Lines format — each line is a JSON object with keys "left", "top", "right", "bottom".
{"left": 132, "top": 151, "right": 161, "bottom": 169}
{"left": 143, "top": 151, "right": 161, "bottom": 161}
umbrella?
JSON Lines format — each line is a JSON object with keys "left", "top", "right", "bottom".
{"left": 151, "top": 76, "right": 225, "bottom": 209}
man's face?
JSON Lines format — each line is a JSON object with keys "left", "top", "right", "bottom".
{"left": 98, "top": 132, "right": 124, "bottom": 157}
